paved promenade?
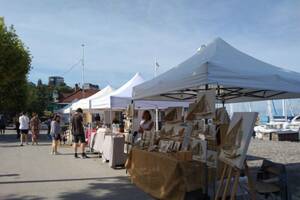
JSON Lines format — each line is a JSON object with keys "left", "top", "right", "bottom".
{"left": 0, "top": 130, "right": 151, "bottom": 200}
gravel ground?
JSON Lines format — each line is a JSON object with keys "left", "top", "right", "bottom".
{"left": 247, "top": 139, "right": 300, "bottom": 199}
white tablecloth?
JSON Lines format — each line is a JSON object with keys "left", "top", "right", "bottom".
{"left": 102, "top": 135, "right": 126, "bottom": 167}
{"left": 93, "top": 128, "right": 126, "bottom": 168}
{"left": 93, "top": 128, "right": 111, "bottom": 153}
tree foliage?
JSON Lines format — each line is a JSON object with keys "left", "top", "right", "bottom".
{"left": 0, "top": 20, "right": 31, "bottom": 114}
{"left": 26, "top": 80, "right": 53, "bottom": 116}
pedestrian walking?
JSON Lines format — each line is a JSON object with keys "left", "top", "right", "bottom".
{"left": 46, "top": 117, "right": 52, "bottom": 140}
{"left": 0, "top": 114, "right": 6, "bottom": 134}
{"left": 50, "top": 114, "right": 61, "bottom": 155}
{"left": 19, "top": 112, "right": 30, "bottom": 146}
{"left": 71, "top": 108, "right": 89, "bottom": 158}
{"left": 30, "top": 112, "right": 40, "bottom": 145}
{"left": 15, "top": 116, "right": 20, "bottom": 139}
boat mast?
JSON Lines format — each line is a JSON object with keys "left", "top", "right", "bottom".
{"left": 267, "top": 100, "right": 273, "bottom": 122}
{"left": 282, "top": 99, "right": 287, "bottom": 121}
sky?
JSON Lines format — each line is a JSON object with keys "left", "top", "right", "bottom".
{"left": 1, "top": 0, "right": 300, "bottom": 91}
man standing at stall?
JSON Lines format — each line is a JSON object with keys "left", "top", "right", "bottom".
{"left": 71, "top": 108, "right": 89, "bottom": 159}
{"left": 19, "top": 112, "right": 29, "bottom": 146}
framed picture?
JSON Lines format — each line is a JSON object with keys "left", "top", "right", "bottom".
{"left": 159, "top": 140, "right": 174, "bottom": 153}
{"left": 186, "top": 90, "right": 215, "bottom": 120}
{"left": 172, "top": 141, "right": 182, "bottom": 151}
{"left": 164, "top": 107, "right": 182, "bottom": 122}
{"left": 206, "top": 150, "right": 218, "bottom": 168}
{"left": 181, "top": 125, "right": 193, "bottom": 151}
{"left": 191, "top": 138, "right": 207, "bottom": 162}
{"left": 219, "top": 112, "right": 258, "bottom": 169}
{"left": 159, "top": 126, "right": 174, "bottom": 138}
{"left": 214, "top": 107, "right": 230, "bottom": 125}
{"left": 204, "top": 124, "right": 217, "bottom": 139}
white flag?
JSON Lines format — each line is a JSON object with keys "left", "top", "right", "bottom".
{"left": 155, "top": 61, "right": 160, "bottom": 69}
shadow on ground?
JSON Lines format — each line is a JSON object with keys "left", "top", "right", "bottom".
{"left": 0, "top": 131, "right": 52, "bottom": 146}
{"left": 0, "top": 194, "right": 45, "bottom": 200}
{"left": 58, "top": 176, "right": 152, "bottom": 200}
{"left": 1, "top": 177, "right": 152, "bottom": 200}
{"left": 286, "top": 163, "right": 300, "bottom": 200}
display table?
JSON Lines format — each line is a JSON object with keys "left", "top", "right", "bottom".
{"left": 92, "top": 128, "right": 126, "bottom": 168}
{"left": 102, "top": 134, "right": 126, "bottom": 168}
{"left": 85, "top": 129, "right": 97, "bottom": 147}
{"left": 88, "top": 131, "right": 98, "bottom": 150}
{"left": 126, "top": 148, "right": 211, "bottom": 200}
{"left": 93, "top": 128, "right": 111, "bottom": 153}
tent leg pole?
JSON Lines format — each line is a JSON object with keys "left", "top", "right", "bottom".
{"left": 110, "top": 108, "right": 112, "bottom": 128}
{"left": 155, "top": 108, "right": 159, "bottom": 132}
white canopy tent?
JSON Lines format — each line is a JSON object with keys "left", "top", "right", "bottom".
{"left": 71, "top": 85, "right": 114, "bottom": 111}
{"left": 91, "top": 73, "right": 189, "bottom": 110}
{"left": 133, "top": 38, "right": 300, "bottom": 103}
{"left": 60, "top": 85, "right": 115, "bottom": 114}
{"left": 58, "top": 101, "right": 77, "bottom": 114}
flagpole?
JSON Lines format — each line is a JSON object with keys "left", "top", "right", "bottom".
{"left": 154, "top": 59, "right": 159, "bottom": 131}
{"left": 154, "top": 59, "right": 157, "bottom": 77}
{"left": 81, "top": 44, "right": 85, "bottom": 98}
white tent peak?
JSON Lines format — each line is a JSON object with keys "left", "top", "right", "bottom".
{"left": 112, "top": 72, "right": 144, "bottom": 97}
{"left": 133, "top": 38, "right": 300, "bottom": 102}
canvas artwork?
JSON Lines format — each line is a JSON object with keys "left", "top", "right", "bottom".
{"left": 186, "top": 90, "right": 215, "bottom": 121}
{"left": 173, "top": 124, "right": 186, "bottom": 137}
{"left": 159, "top": 126, "right": 174, "bottom": 138}
{"left": 191, "top": 138, "right": 207, "bottom": 162}
{"left": 206, "top": 150, "right": 218, "bottom": 168}
{"left": 164, "top": 107, "right": 183, "bottom": 122}
{"left": 181, "top": 125, "right": 193, "bottom": 150}
{"left": 159, "top": 140, "right": 174, "bottom": 153}
{"left": 219, "top": 112, "right": 258, "bottom": 169}
{"left": 172, "top": 141, "right": 182, "bottom": 151}
{"left": 203, "top": 124, "right": 217, "bottom": 139}
{"left": 214, "top": 107, "right": 230, "bottom": 125}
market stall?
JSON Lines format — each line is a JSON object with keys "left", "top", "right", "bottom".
{"left": 70, "top": 85, "right": 114, "bottom": 112}
{"left": 126, "top": 148, "right": 210, "bottom": 200}
{"left": 129, "top": 38, "right": 300, "bottom": 199}
{"left": 87, "top": 73, "right": 189, "bottom": 168}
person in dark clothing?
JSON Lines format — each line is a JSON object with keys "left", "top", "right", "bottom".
{"left": 46, "top": 118, "right": 52, "bottom": 140}
{"left": 0, "top": 115, "right": 6, "bottom": 134}
{"left": 95, "top": 114, "right": 101, "bottom": 128}
{"left": 71, "top": 108, "right": 89, "bottom": 159}
{"left": 15, "top": 118, "right": 20, "bottom": 139}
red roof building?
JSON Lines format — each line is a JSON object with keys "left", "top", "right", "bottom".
{"left": 59, "top": 89, "right": 99, "bottom": 104}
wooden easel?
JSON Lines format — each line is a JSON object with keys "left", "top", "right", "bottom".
{"left": 215, "top": 161, "right": 256, "bottom": 200}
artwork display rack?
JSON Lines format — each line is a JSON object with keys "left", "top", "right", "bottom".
{"left": 215, "top": 161, "right": 256, "bottom": 200}
{"left": 185, "top": 88, "right": 218, "bottom": 200}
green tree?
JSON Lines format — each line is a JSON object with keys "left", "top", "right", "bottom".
{"left": 0, "top": 19, "right": 31, "bottom": 114}
{"left": 26, "top": 81, "right": 52, "bottom": 117}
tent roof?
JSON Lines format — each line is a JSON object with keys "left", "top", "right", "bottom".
{"left": 71, "top": 85, "right": 114, "bottom": 111}
{"left": 91, "top": 73, "right": 190, "bottom": 110}
{"left": 57, "top": 99, "right": 78, "bottom": 114}
{"left": 91, "top": 73, "right": 144, "bottom": 109}
{"left": 133, "top": 38, "right": 300, "bottom": 103}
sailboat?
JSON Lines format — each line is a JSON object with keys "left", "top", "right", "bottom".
{"left": 254, "top": 100, "right": 300, "bottom": 140}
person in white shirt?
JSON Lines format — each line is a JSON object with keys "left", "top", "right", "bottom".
{"left": 139, "top": 110, "right": 154, "bottom": 133}
{"left": 19, "top": 112, "right": 30, "bottom": 146}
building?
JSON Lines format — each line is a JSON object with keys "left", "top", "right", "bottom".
{"left": 83, "top": 83, "right": 99, "bottom": 90}
{"left": 59, "top": 89, "right": 99, "bottom": 104}
{"left": 48, "top": 76, "right": 65, "bottom": 86}
{"left": 51, "top": 88, "right": 99, "bottom": 112}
